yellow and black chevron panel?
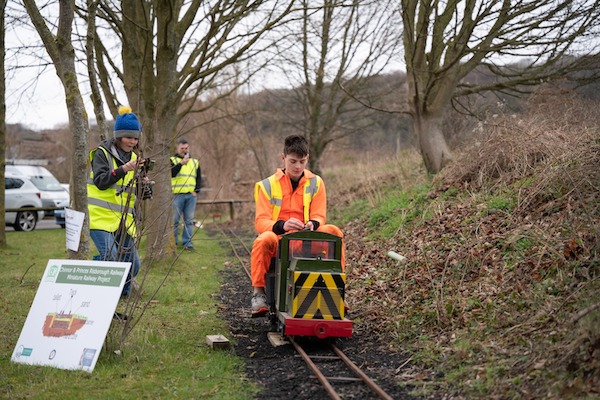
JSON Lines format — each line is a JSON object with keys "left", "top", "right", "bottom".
{"left": 291, "top": 271, "right": 346, "bottom": 319}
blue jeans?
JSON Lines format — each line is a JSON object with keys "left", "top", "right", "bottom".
{"left": 173, "top": 192, "right": 196, "bottom": 248}
{"left": 90, "top": 229, "right": 140, "bottom": 296}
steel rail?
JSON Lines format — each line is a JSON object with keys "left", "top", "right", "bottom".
{"left": 289, "top": 337, "right": 342, "bottom": 400}
{"left": 226, "top": 227, "right": 252, "bottom": 257}
{"left": 217, "top": 226, "right": 252, "bottom": 279}
{"left": 330, "top": 343, "right": 395, "bottom": 400}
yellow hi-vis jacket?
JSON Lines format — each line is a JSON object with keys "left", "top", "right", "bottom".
{"left": 170, "top": 156, "right": 199, "bottom": 194}
{"left": 253, "top": 168, "right": 325, "bottom": 234}
{"left": 88, "top": 147, "right": 137, "bottom": 237}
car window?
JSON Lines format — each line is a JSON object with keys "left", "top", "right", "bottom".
{"left": 5, "top": 177, "right": 24, "bottom": 190}
{"left": 29, "top": 175, "right": 63, "bottom": 191}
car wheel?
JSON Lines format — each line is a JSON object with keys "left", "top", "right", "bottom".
{"left": 60, "top": 224, "right": 66, "bottom": 229}
{"left": 14, "top": 210, "right": 38, "bottom": 232}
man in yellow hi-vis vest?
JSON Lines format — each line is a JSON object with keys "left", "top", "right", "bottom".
{"left": 88, "top": 106, "right": 147, "bottom": 298}
{"left": 170, "top": 138, "right": 202, "bottom": 250}
{"left": 250, "top": 135, "right": 344, "bottom": 317}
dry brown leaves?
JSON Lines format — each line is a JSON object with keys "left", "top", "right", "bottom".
{"left": 340, "top": 92, "right": 600, "bottom": 398}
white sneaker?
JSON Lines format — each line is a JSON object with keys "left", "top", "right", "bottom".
{"left": 251, "top": 293, "right": 268, "bottom": 317}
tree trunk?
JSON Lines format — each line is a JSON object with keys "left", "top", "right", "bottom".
{"left": 64, "top": 79, "right": 91, "bottom": 259}
{"left": 85, "top": 0, "right": 109, "bottom": 141}
{"left": 309, "top": 141, "right": 324, "bottom": 176}
{"left": 58, "top": 4, "right": 90, "bottom": 259}
{"left": 413, "top": 112, "right": 452, "bottom": 174}
{"left": 139, "top": 0, "right": 180, "bottom": 256}
{"left": 0, "top": 0, "right": 6, "bottom": 247}
{"left": 117, "top": 2, "right": 174, "bottom": 256}
{"left": 141, "top": 119, "right": 177, "bottom": 257}
{"left": 23, "top": 0, "right": 90, "bottom": 258}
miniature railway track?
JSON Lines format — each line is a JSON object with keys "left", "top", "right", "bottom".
{"left": 217, "top": 225, "right": 395, "bottom": 400}
{"left": 290, "top": 337, "right": 394, "bottom": 400}
{"left": 219, "top": 226, "right": 252, "bottom": 280}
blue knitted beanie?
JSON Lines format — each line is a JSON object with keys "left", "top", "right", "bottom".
{"left": 114, "top": 106, "right": 142, "bottom": 138}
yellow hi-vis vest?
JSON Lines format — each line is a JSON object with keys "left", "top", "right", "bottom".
{"left": 254, "top": 174, "right": 321, "bottom": 223}
{"left": 170, "top": 157, "right": 199, "bottom": 194}
{"left": 87, "top": 147, "right": 137, "bottom": 237}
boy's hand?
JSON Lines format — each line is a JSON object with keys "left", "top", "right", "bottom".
{"left": 123, "top": 158, "right": 145, "bottom": 172}
{"left": 284, "top": 218, "right": 305, "bottom": 232}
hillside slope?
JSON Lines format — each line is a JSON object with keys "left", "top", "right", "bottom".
{"left": 335, "top": 94, "right": 599, "bottom": 399}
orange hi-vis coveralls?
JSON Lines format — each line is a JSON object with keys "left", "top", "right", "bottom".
{"left": 250, "top": 168, "right": 345, "bottom": 287}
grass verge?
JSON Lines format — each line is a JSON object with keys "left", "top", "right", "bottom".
{"left": 0, "top": 228, "right": 258, "bottom": 400}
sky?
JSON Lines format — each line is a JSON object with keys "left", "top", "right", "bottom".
{"left": 4, "top": 4, "right": 404, "bottom": 132}
{"left": 6, "top": 68, "right": 70, "bottom": 131}
{"left": 5, "top": 16, "right": 72, "bottom": 131}
{"left": 7, "top": 62, "right": 404, "bottom": 133}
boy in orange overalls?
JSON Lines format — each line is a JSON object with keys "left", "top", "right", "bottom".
{"left": 250, "top": 135, "right": 345, "bottom": 317}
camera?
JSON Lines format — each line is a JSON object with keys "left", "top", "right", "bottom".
{"left": 141, "top": 180, "right": 154, "bottom": 200}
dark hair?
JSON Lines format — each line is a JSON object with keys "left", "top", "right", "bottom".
{"left": 283, "top": 135, "right": 309, "bottom": 156}
{"left": 177, "top": 138, "right": 189, "bottom": 145}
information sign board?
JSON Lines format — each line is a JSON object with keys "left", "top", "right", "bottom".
{"left": 11, "top": 259, "right": 131, "bottom": 372}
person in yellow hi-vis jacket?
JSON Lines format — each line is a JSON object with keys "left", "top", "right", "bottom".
{"left": 170, "top": 138, "right": 202, "bottom": 250}
{"left": 250, "top": 135, "right": 344, "bottom": 317}
{"left": 88, "top": 106, "right": 146, "bottom": 297}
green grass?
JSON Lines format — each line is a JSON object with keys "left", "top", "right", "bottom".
{"left": 365, "top": 183, "right": 431, "bottom": 239}
{"left": 334, "top": 138, "right": 600, "bottom": 398}
{"left": 0, "top": 228, "right": 258, "bottom": 400}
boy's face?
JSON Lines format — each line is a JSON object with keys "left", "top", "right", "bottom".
{"left": 117, "top": 137, "right": 139, "bottom": 152}
{"left": 282, "top": 152, "right": 309, "bottom": 180}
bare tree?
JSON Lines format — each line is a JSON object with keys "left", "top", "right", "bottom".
{"left": 270, "top": 0, "right": 401, "bottom": 174}
{"left": 401, "top": 0, "right": 600, "bottom": 174}
{"left": 0, "top": 0, "right": 6, "bottom": 247}
{"left": 22, "top": 0, "right": 90, "bottom": 258}
{"left": 85, "top": 0, "right": 109, "bottom": 141}
{"left": 83, "top": 0, "right": 298, "bottom": 254}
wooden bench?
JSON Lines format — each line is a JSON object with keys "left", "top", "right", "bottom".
{"left": 196, "top": 199, "right": 251, "bottom": 221}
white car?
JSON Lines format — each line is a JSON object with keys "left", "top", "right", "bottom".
{"left": 5, "top": 173, "right": 45, "bottom": 231}
{"left": 6, "top": 165, "right": 69, "bottom": 216}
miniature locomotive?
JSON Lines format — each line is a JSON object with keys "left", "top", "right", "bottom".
{"left": 264, "top": 230, "right": 352, "bottom": 339}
